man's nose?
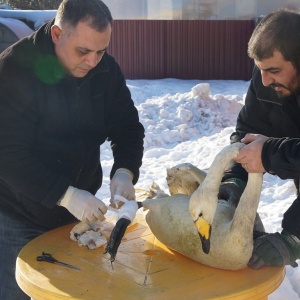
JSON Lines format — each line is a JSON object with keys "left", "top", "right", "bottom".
{"left": 261, "top": 70, "right": 274, "bottom": 87}
{"left": 85, "top": 53, "right": 99, "bottom": 68}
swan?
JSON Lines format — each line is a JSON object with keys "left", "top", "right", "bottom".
{"left": 142, "top": 142, "right": 263, "bottom": 270}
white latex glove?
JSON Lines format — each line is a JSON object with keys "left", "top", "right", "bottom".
{"left": 58, "top": 186, "right": 107, "bottom": 223}
{"left": 114, "top": 194, "right": 139, "bottom": 224}
{"left": 110, "top": 168, "right": 135, "bottom": 202}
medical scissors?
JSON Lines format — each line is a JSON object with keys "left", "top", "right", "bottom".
{"left": 36, "top": 252, "right": 80, "bottom": 270}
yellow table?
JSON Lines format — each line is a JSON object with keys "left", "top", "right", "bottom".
{"left": 16, "top": 214, "right": 285, "bottom": 300}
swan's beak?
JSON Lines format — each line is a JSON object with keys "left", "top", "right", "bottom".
{"left": 194, "top": 216, "right": 211, "bottom": 254}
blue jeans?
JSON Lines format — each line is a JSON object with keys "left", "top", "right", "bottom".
{"left": 0, "top": 209, "right": 48, "bottom": 300}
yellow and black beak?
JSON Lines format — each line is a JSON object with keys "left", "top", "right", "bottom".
{"left": 194, "top": 215, "right": 212, "bottom": 254}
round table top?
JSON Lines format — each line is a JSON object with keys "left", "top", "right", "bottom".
{"left": 16, "top": 214, "right": 285, "bottom": 300}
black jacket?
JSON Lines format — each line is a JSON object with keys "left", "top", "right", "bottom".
{"left": 0, "top": 21, "right": 144, "bottom": 229}
{"left": 224, "top": 66, "right": 300, "bottom": 237}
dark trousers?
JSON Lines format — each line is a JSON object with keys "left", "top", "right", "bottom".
{"left": 0, "top": 209, "right": 48, "bottom": 300}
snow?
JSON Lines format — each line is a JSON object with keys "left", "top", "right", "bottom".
{"left": 0, "top": 9, "right": 299, "bottom": 299}
{"left": 97, "top": 79, "right": 300, "bottom": 299}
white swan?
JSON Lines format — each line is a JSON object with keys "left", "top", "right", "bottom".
{"left": 142, "top": 142, "right": 263, "bottom": 270}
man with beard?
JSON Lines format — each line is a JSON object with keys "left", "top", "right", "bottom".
{"left": 219, "top": 9, "right": 300, "bottom": 269}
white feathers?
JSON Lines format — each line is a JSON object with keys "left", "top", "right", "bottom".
{"left": 70, "top": 222, "right": 107, "bottom": 250}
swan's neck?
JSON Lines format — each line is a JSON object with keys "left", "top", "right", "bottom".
{"left": 232, "top": 172, "right": 263, "bottom": 231}
{"left": 201, "top": 145, "right": 239, "bottom": 195}
{"left": 189, "top": 144, "right": 243, "bottom": 223}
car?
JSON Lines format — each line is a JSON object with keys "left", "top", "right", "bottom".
{"left": 0, "top": 16, "right": 33, "bottom": 53}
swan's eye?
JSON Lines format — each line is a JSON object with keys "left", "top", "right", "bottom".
{"left": 194, "top": 213, "right": 203, "bottom": 223}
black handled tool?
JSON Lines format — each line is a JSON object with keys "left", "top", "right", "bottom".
{"left": 36, "top": 252, "right": 80, "bottom": 270}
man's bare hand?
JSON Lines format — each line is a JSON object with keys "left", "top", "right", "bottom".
{"left": 235, "top": 134, "right": 268, "bottom": 173}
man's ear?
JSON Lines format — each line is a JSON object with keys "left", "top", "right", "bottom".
{"left": 51, "top": 25, "right": 62, "bottom": 44}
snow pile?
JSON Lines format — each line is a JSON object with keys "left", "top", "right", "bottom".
{"left": 137, "top": 82, "right": 244, "bottom": 149}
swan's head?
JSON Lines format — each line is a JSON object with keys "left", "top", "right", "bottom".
{"left": 189, "top": 190, "right": 216, "bottom": 254}
{"left": 194, "top": 213, "right": 211, "bottom": 254}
